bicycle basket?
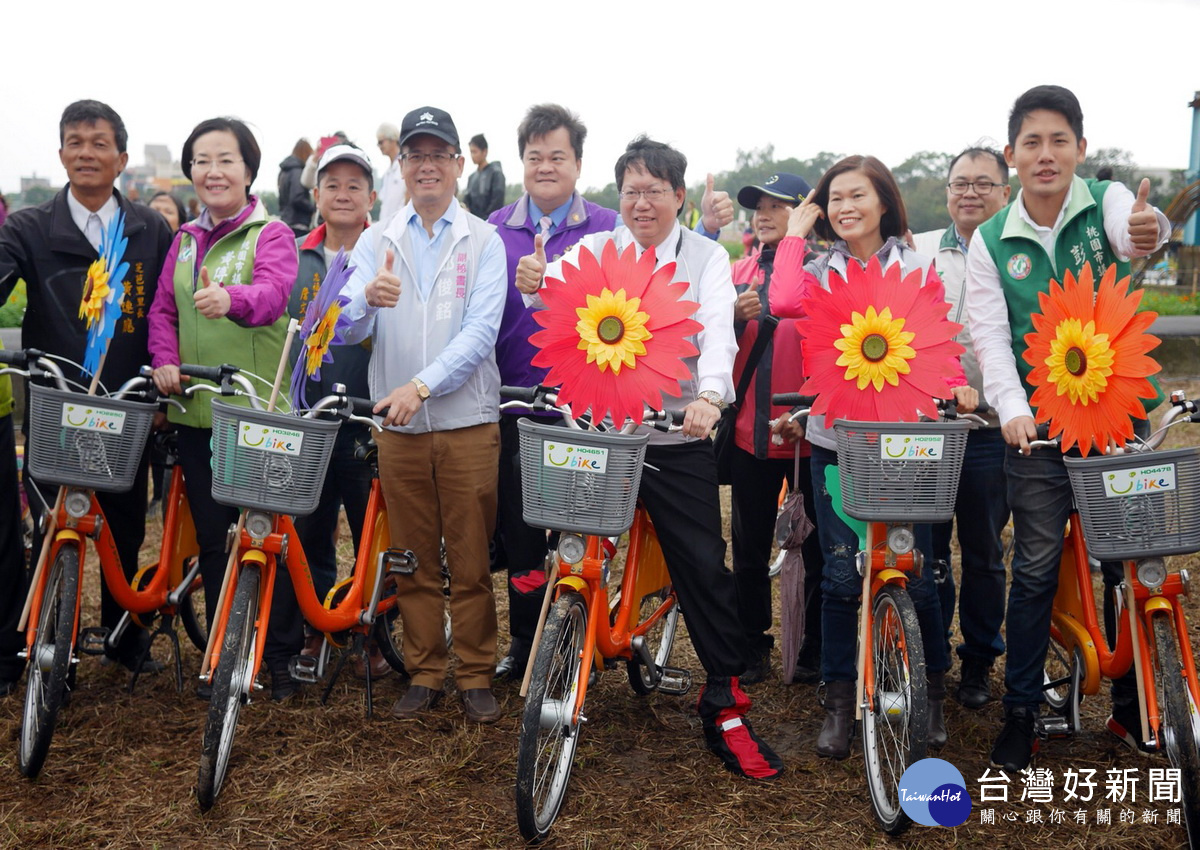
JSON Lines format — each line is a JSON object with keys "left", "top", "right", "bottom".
{"left": 26, "top": 383, "right": 156, "bottom": 492}
{"left": 209, "top": 400, "right": 340, "bottom": 516}
{"left": 517, "top": 418, "right": 649, "bottom": 536}
{"left": 1065, "top": 447, "right": 1200, "bottom": 560}
{"left": 833, "top": 419, "right": 971, "bottom": 522}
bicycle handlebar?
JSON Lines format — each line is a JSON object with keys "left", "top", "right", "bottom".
{"left": 499, "top": 385, "right": 682, "bottom": 433}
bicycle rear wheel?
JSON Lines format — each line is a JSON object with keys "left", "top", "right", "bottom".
{"left": 515, "top": 590, "right": 588, "bottom": 843}
{"left": 1042, "top": 639, "right": 1083, "bottom": 734}
{"left": 862, "top": 583, "right": 927, "bottom": 836}
{"left": 1151, "top": 613, "right": 1200, "bottom": 845}
{"left": 178, "top": 561, "right": 208, "bottom": 652}
{"left": 18, "top": 544, "right": 80, "bottom": 778}
{"left": 197, "top": 564, "right": 260, "bottom": 812}
{"left": 626, "top": 589, "right": 679, "bottom": 695}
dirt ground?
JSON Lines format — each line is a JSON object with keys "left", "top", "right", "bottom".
{"left": 3, "top": 380, "right": 1200, "bottom": 849}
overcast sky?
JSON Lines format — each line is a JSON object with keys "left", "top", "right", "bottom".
{"left": 3, "top": 0, "right": 1198, "bottom": 200}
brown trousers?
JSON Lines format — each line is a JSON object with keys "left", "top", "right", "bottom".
{"left": 376, "top": 423, "right": 500, "bottom": 689}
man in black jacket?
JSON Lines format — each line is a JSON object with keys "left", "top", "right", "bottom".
{"left": 0, "top": 100, "right": 173, "bottom": 691}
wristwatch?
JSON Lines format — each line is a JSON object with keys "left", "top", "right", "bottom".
{"left": 698, "top": 390, "right": 727, "bottom": 410}
{"left": 411, "top": 378, "right": 431, "bottom": 402}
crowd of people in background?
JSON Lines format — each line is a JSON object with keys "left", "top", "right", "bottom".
{"left": 0, "top": 84, "right": 1173, "bottom": 783}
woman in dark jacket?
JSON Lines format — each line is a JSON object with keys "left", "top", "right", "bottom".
{"left": 277, "top": 138, "right": 314, "bottom": 237}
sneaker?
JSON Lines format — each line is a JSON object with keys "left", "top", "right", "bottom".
{"left": 991, "top": 705, "right": 1039, "bottom": 771}
{"left": 739, "top": 645, "right": 772, "bottom": 686}
{"left": 494, "top": 637, "right": 531, "bottom": 682}
{"left": 698, "top": 677, "right": 783, "bottom": 780}
{"left": 956, "top": 659, "right": 994, "bottom": 710}
{"left": 1106, "top": 706, "right": 1156, "bottom": 755}
{"left": 270, "top": 666, "right": 301, "bottom": 703}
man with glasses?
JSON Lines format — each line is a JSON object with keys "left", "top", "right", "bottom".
{"left": 912, "top": 148, "right": 1012, "bottom": 724}
{"left": 340, "top": 106, "right": 507, "bottom": 724}
{"left": 0, "top": 100, "right": 173, "bottom": 691}
{"left": 515, "top": 136, "right": 783, "bottom": 781}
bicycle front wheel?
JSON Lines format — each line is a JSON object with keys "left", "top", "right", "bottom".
{"left": 197, "top": 564, "right": 260, "bottom": 812}
{"left": 626, "top": 589, "right": 679, "bottom": 695}
{"left": 19, "top": 544, "right": 80, "bottom": 778}
{"left": 1151, "top": 613, "right": 1200, "bottom": 845}
{"left": 515, "top": 590, "right": 588, "bottom": 843}
{"left": 862, "top": 583, "right": 928, "bottom": 836}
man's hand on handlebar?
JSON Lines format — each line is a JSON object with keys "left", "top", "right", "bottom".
{"left": 1002, "top": 414, "right": 1039, "bottom": 455}
{"left": 951, "top": 385, "right": 979, "bottom": 415}
{"left": 682, "top": 398, "right": 720, "bottom": 439}
{"left": 375, "top": 382, "right": 422, "bottom": 428}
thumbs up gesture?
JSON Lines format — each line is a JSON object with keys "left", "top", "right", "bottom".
{"left": 515, "top": 233, "right": 547, "bottom": 295}
{"left": 365, "top": 248, "right": 402, "bottom": 308}
{"left": 193, "top": 266, "right": 232, "bottom": 319}
{"left": 700, "top": 173, "right": 733, "bottom": 233}
{"left": 1128, "top": 178, "right": 1159, "bottom": 255}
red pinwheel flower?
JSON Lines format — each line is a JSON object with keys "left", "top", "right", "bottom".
{"left": 795, "top": 256, "right": 964, "bottom": 422}
{"left": 530, "top": 240, "right": 701, "bottom": 425}
{"left": 1023, "top": 263, "right": 1160, "bottom": 456}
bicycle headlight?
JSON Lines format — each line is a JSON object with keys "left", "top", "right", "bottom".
{"left": 1136, "top": 558, "right": 1168, "bottom": 591}
{"left": 64, "top": 489, "right": 92, "bottom": 519}
{"left": 244, "top": 510, "right": 273, "bottom": 540}
{"left": 887, "top": 525, "right": 915, "bottom": 556}
{"left": 557, "top": 534, "right": 586, "bottom": 565}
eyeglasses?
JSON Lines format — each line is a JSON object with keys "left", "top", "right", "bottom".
{"left": 947, "top": 180, "right": 1004, "bottom": 196}
{"left": 400, "top": 152, "right": 457, "bottom": 166}
{"left": 618, "top": 188, "right": 673, "bottom": 202}
{"left": 190, "top": 157, "right": 243, "bottom": 174}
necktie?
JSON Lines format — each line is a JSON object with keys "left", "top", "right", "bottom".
{"left": 86, "top": 213, "right": 103, "bottom": 251}
{"left": 539, "top": 215, "right": 552, "bottom": 240}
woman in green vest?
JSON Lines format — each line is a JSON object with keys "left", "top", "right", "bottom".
{"left": 147, "top": 117, "right": 301, "bottom": 700}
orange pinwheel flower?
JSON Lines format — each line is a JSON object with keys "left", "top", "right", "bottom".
{"left": 530, "top": 240, "right": 701, "bottom": 426}
{"left": 795, "top": 256, "right": 964, "bottom": 422}
{"left": 1023, "top": 263, "right": 1161, "bottom": 456}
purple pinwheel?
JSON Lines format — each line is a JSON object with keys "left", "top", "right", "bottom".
{"left": 289, "top": 247, "right": 356, "bottom": 410}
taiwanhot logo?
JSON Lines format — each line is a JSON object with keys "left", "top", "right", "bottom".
{"left": 899, "top": 758, "right": 972, "bottom": 827}
{"left": 542, "top": 441, "right": 609, "bottom": 473}
{"left": 881, "top": 434, "right": 945, "bottom": 461}
{"left": 1104, "top": 463, "right": 1177, "bottom": 498}
{"left": 237, "top": 422, "right": 304, "bottom": 456}
{"left": 61, "top": 403, "right": 126, "bottom": 435}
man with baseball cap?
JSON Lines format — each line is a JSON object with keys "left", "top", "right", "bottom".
{"left": 340, "top": 107, "right": 508, "bottom": 723}
{"left": 281, "top": 145, "right": 385, "bottom": 678}
{"left": 727, "top": 173, "right": 824, "bottom": 687}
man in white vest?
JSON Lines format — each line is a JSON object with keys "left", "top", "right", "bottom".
{"left": 341, "top": 106, "right": 507, "bottom": 723}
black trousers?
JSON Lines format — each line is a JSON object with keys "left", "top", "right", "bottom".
{"left": 729, "top": 446, "right": 822, "bottom": 656}
{"left": 638, "top": 440, "right": 747, "bottom": 677}
{"left": 24, "top": 424, "right": 150, "bottom": 658}
{"left": 0, "top": 414, "right": 27, "bottom": 678}
{"left": 175, "top": 425, "right": 300, "bottom": 670}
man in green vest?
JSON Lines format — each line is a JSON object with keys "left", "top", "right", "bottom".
{"left": 965, "top": 85, "right": 1170, "bottom": 772}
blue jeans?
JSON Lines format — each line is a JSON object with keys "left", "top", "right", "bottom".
{"left": 811, "top": 445, "right": 949, "bottom": 683}
{"left": 933, "top": 427, "right": 1009, "bottom": 665}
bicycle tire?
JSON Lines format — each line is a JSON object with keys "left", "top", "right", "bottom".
{"left": 373, "top": 611, "right": 409, "bottom": 679}
{"left": 197, "top": 564, "right": 260, "bottom": 812}
{"left": 626, "top": 589, "right": 680, "bottom": 695}
{"left": 515, "top": 590, "right": 588, "bottom": 843}
{"left": 861, "top": 583, "right": 928, "bottom": 836}
{"left": 1151, "top": 614, "right": 1200, "bottom": 845}
{"left": 178, "top": 561, "right": 208, "bottom": 652}
{"left": 18, "top": 545, "right": 80, "bottom": 778}
{"left": 1042, "top": 640, "right": 1084, "bottom": 734}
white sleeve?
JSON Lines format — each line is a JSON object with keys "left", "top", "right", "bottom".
{"left": 964, "top": 240, "right": 1033, "bottom": 425}
{"left": 692, "top": 245, "right": 737, "bottom": 400}
{"left": 1101, "top": 181, "right": 1172, "bottom": 260}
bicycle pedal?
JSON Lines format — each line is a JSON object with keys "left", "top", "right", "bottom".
{"left": 1036, "top": 715, "right": 1073, "bottom": 740}
{"left": 384, "top": 549, "right": 417, "bottom": 576}
{"left": 78, "top": 627, "right": 111, "bottom": 656}
{"left": 656, "top": 666, "right": 692, "bottom": 696}
{"left": 289, "top": 655, "right": 320, "bottom": 684}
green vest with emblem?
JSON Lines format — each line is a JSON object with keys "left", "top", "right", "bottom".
{"left": 170, "top": 205, "right": 291, "bottom": 427}
{"left": 976, "top": 176, "right": 1162, "bottom": 413}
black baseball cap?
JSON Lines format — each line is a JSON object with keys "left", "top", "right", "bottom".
{"left": 737, "top": 172, "right": 812, "bottom": 210}
{"left": 399, "top": 106, "right": 460, "bottom": 149}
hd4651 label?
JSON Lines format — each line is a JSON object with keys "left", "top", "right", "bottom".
{"left": 237, "top": 422, "right": 304, "bottom": 456}
{"left": 61, "top": 403, "right": 126, "bottom": 434}
{"left": 1103, "top": 463, "right": 1176, "bottom": 498}
{"left": 543, "top": 441, "right": 609, "bottom": 473}
{"left": 881, "top": 434, "right": 945, "bottom": 461}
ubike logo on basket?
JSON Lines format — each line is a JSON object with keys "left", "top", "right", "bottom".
{"left": 61, "top": 403, "right": 126, "bottom": 434}
{"left": 542, "top": 440, "right": 609, "bottom": 473}
{"left": 1103, "top": 463, "right": 1177, "bottom": 498}
{"left": 881, "top": 433, "right": 945, "bottom": 461}
{"left": 237, "top": 422, "right": 305, "bottom": 456}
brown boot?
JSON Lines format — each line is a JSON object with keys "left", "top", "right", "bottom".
{"left": 816, "top": 680, "right": 856, "bottom": 759}
{"left": 927, "top": 670, "right": 947, "bottom": 749}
